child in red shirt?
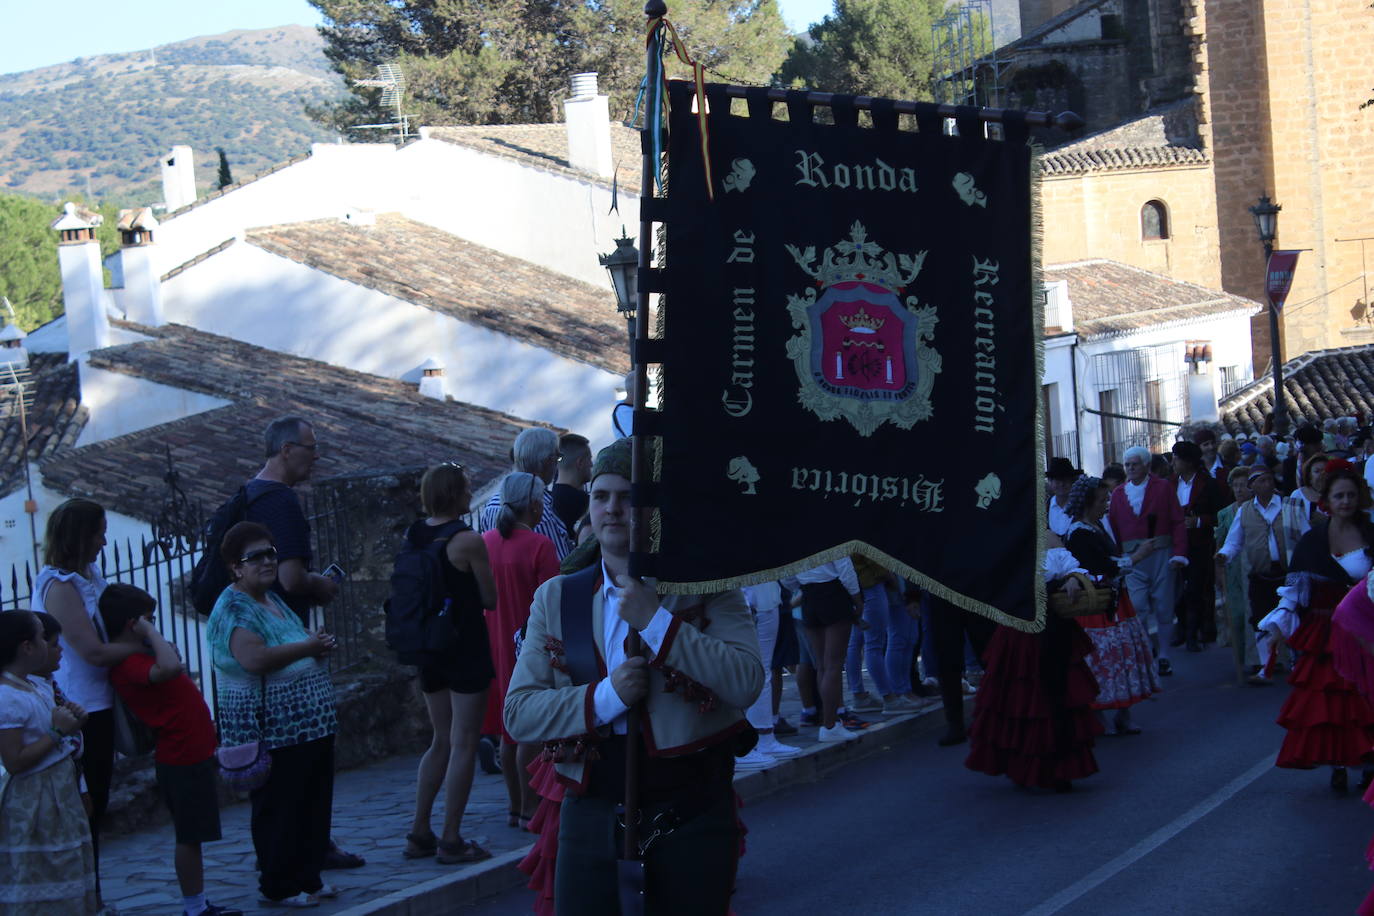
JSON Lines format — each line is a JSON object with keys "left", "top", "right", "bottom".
{"left": 100, "top": 584, "right": 241, "bottom": 916}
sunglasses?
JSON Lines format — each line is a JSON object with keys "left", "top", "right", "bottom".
{"left": 239, "top": 547, "right": 279, "bottom": 565}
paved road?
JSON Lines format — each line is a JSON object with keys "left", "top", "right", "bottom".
{"left": 466, "top": 647, "right": 1374, "bottom": 915}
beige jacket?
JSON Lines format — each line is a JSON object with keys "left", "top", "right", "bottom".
{"left": 504, "top": 571, "right": 762, "bottom": 791}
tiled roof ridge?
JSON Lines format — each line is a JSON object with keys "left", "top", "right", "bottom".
{"left": 161, "top": 237, "right": 237, "bottom": 282}
{"left": 88, "top": 322, "right": 545, "bottom": 430}
{"left": 162, "top": 153, "right": 312, "bottom": 221}
{"left": 1047, "top": 258, "right": 1254, "bottom": 304}
{"left": 422, "top": 122, "right": 642, "bottom": 195}
{"left": 1083, "top": 300, "right": 1261, "bottom": 339}
{"left": 1040, "top": 145, "right": 1208, "bottom": 176}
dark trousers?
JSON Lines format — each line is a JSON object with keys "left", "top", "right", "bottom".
{"left": 929, "top": 596, "right": 995, "bottom": 732}
{"left": 81, "top": 707, "right": 115, "bottom": 887}
{"left": 1248, "top": 567, "right": 1287, "bottom": 629}
{"left": 251, "top": 735, "right": 334, "bottom": 901}
{"left": 554, "top": 792, "right": 739, "bottom": 916}
{"left": 1176, "top": 538, "right": 1217, "bottom": 643}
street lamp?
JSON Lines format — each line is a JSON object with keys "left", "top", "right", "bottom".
{"left": 598, "top": 230, "right": 639, "bottom": 346}
{"left": 1248, "top": 195, "right": 1285, "bottom": 436}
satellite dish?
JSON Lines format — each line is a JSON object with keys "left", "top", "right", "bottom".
{"left": 352, "top": 63, "right": 412, "bottom": 141}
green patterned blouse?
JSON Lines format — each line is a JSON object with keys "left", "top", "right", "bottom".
{"left": 207, "top": 588, "right": 337, "bottom": 749}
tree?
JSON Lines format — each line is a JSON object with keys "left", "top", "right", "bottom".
{"left": 0, "top": 193, "right": 121, "bottom": 331}
{"left": 780, "top": 0, "right": 975, "bottom": 102}
{"left": 306, "top": 0, "right": 793, "bottom": 131}
{"left": 216, "top": 147, "right": 234, "bottom": 189}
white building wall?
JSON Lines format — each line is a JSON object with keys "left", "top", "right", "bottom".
{"left": 154, "top": 144, "right": 401, "bottom": 278}
{"left": 1042, "top": 334, "right": 1081, "bottom": 465}
{"left": 0, "top": 470, "right": 151, "bottom": 587}
{"left": 75, "top": 365, "right": 233, "bottom": 448}
{"left": 162, "top": 244, "right": 621, "bottom": 446}
{"left": 395, "top": 138, "right": 631, "bottom": 289}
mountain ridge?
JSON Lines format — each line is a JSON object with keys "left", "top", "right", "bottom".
{"left": 0, "top": 25, "right": 344, "bottom": 203}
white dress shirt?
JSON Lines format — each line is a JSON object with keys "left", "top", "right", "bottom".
{"left": 786, "top": 558, "right": 861, "bottom": 595}
{"left": 591, "top": 562, "right": 674, "bottom": 734}
{"left": 1047, "top": 498, "right": 1072, "bottom": 538}
{"left": 1176, "top": 474, "right": 1194, "bottom": 510}
{"left": 1218, "top": 494, "right": 1284, "bottom": 563}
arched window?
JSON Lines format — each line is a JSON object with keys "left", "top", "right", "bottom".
{"left": 1141, "top": 200, "right": 1169, "bottom": 240}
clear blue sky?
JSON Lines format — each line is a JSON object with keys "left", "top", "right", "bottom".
{"left": 3, "top": 0, "right": 837, "bottom": 75}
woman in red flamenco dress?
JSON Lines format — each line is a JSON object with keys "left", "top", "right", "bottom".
{"left": 1263, "top": 467, "right": 1374, "bottom": 793}
{"left": 964, "top": 545, "right": 1103, "bottom": 792}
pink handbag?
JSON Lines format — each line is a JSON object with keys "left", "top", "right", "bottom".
{"left": 216, "top": 676, "right": 271, "bottom": 793}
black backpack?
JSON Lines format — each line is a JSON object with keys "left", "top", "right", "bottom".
{"left": 384, "top": 520, "right": 469, "bottom": 665}
{"left": 189, "top": 485, "right": 268, "bottom": 617}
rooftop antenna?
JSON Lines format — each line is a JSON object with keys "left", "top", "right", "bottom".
{"left": 351, "top": 63, "right": 412, "bottom": 143}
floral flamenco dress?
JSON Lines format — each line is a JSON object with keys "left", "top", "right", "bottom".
{"left": 1064, "top": 522, "right": 1160, "bottom": 712}
{"left": 1331, "top": 576, "right": 1374, "bottom": 915}
{"left": 1264, "top": 527, "right": 1374, "bottom": 771}
{"left": 964, "top": 548, "right": 1104, "bottom": 790}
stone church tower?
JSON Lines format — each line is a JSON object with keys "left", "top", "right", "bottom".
{"left": 999, "top": 0, "right": 1374, "bottom": 365}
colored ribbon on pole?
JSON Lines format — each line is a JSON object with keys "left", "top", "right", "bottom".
{"left": 644, "top": 16, "right": 714, "bottom": 201}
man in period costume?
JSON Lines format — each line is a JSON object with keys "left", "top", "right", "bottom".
{"left": 1216, "top": 464, "right": 1290, "bottom": 685}
{"left": 1169, "top": 440, "right": 1225, "bottom": 651}
{"left": 504, "top": 438, "right": 763, "bottom": 916}
{"left": 1108, "top": 446, "right": 1188, "bottom": 676}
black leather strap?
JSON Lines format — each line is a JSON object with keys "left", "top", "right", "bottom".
{"left": 559, "top": 563, "right": 602, "bottom": 686}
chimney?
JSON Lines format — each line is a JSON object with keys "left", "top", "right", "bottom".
{"left": 115, "top": 208, "right": 164, "bottom": 326}
{"left": 563, "top": 73, "right": 613, "bottom": 179}
{"left": 418, "top": 357, "right": 447, "bottom": 400}
{"left": 51, "top": 202, "right": 110, "bottom": 361}
{"left": 1185, "top": 340, "right": 1219, "bottom": 422}
{"left": 1043, "top": 279, "right": 1074, "bottom": 332}
{"left": 0, "top": 322, "right": 28, "bottom": 371}
{"left": 160, "top": 145, "right": 197, "bottom": 211}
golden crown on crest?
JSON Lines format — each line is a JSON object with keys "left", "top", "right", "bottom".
{"left": 786, "top": 221, "right": 928, "bottom": 291}
{"left": 839, "top": 307, "right": 885, "bottom": 331}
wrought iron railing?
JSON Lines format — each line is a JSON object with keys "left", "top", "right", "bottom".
{"left": 1, "top": 485, "right": 366, "bottom": 722}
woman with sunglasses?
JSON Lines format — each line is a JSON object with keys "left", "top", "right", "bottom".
{"left": 207, "top": 521, "right": 340, "bottom": 908}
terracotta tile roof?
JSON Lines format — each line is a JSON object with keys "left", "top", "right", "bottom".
{"left": 1041, "top": 145, "right": 1208, "bottom": 175}
{"left": 37, "top": 324, "right": 545, "bottom": 522}
{"left": 0, "top": 355, "right": 87, "bottom": 498}
{"left": 1044, "top": 259, "right": 1260, "bottom": 338}
{"left": 245, "top": 214, "right": 629, "bottom": 375}
{"left": 1220, "top": 343, "right": 1374, "bottom": 435}
{"left": 423, "top": 122, "right": 643, "bottom": 194}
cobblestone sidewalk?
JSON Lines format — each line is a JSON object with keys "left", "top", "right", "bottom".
{"left": 100, "top": 675, "right": 939, "bottom": 915}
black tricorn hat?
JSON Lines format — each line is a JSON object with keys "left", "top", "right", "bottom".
{"left": 1171, "top": 440, "right": 1203, "bottom": 464}
{"left": 1045, "top": 456, "right": 1081, "bottom": 480}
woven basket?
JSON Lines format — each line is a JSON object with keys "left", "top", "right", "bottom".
{"left": 1049, "top": 572, "right": 1115, "bottom": 618}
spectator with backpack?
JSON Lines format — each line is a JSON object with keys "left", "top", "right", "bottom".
{"left": 482, "top": 472, "right": 560, "bottom": 829}
{"left": 241, "top": 417, "right": 338, "bottom": 629}
{"left": 393, "top": 463, "right": 498, "bottom": 865}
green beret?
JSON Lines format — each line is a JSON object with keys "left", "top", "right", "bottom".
{"left": 591, "top": 437, "right": 632, "bottom": 483}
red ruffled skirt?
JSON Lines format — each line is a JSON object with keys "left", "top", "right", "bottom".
{"left": 1276, "top": 611, "right": 1374, "bottom": 769}
{"left": 965, "top": 620, "right": 1103, "bottom": 789}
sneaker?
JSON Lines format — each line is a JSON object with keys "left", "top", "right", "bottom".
{"left": 313, "top": 885, "right": 338, "bottom": 900}
{"left": 961, "top": 678, "right": 977, "bottom": 695}
{"left": 799, "top": 709, "right": 820, "bottom": 727}
{"left": 773, "top": 716, "right": 799, "bottom": 735}
{"left": 883, "top": 696, "right": 920, "bottom": 714}
{"left": 735, "top": 749, "right": 775, "bottom": 770}
{"left": 258, "top": 894, "right": 319, "bottom": 909}
{"left": 839, "top": 712, "right": 870, "bottom": 730}
{"left": 757, "top": 736, "right": 804, "bottom": 757}
{"left": 818, "top": 723, "right": 858, "bottom": 742}
{"left": 850, "top": 693, "right": 882, "bottom": 712}
{"left": 1158, "top": 658, "right": 1174, "bottom": 677}
{"left": 191, "top": 905, "right": 244, "bottom": 916}
{"left": 477, "top": 735, "right": 501, "bottom": 775}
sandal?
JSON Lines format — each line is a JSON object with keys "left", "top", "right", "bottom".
{"left": 437, "top": 838, "right": 493, "bottom": 865}
{"left": 403, "top": 831, "right": 437, "bottom": 859}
